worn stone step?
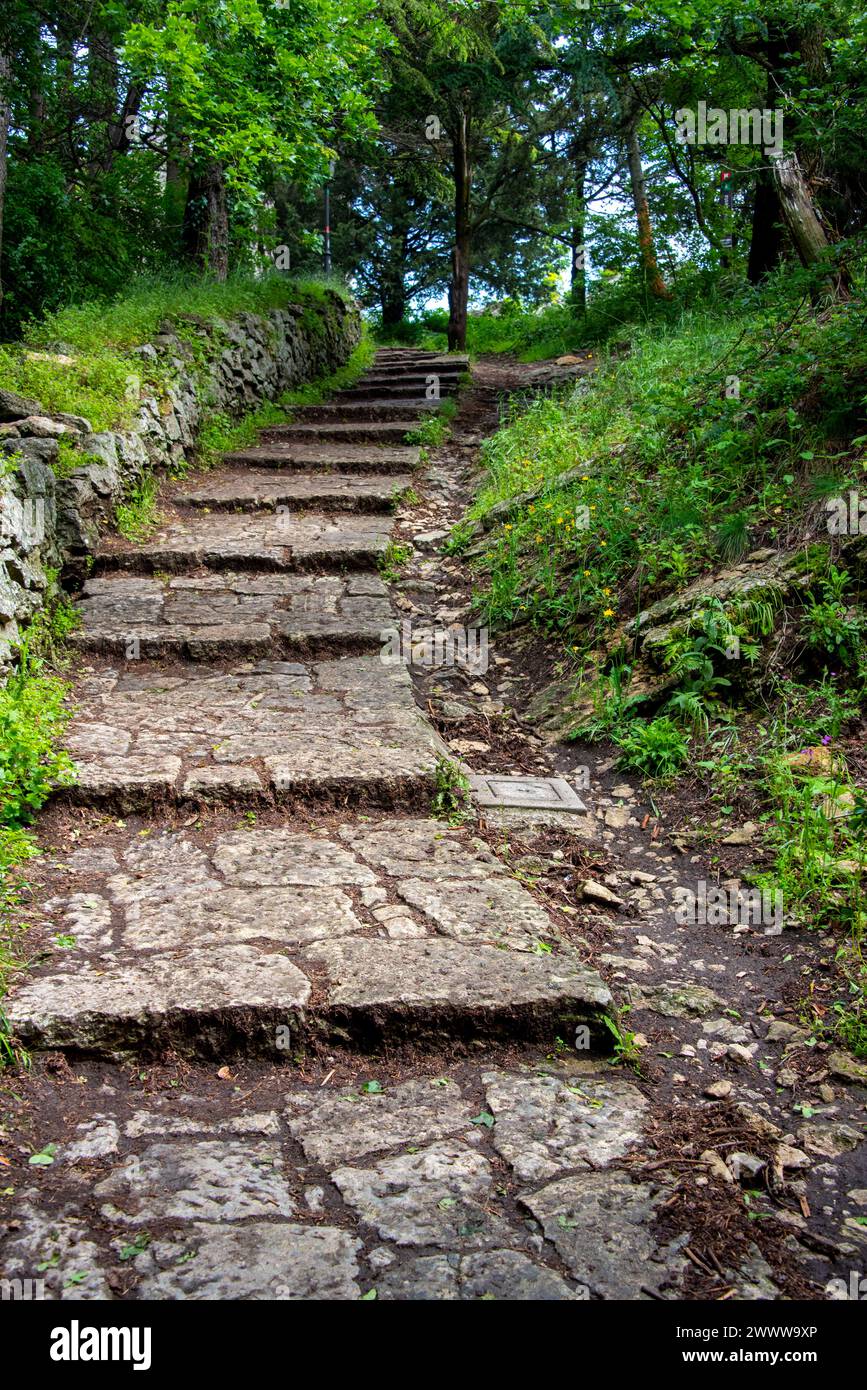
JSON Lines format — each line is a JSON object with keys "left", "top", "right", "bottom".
{"left": 60, "top": 656, "right": 443, "bottom": 812}
{"left": 222, "top": 443, "right": 421, "bottom": 474}
{"left": 340, "top": 379, "right": 460, "bottom": 400}
{"left": 262, "top": 421, "right": 425, "bottom": 445}
{"left": 71, "top": 573, "right": 394, "bottom": 660}
{"left": 293, "top": 400, "right": 436, "bottom": 423}
{"left": 373, "top": 353, "right": 469, "bottom": 370}
{"left": 94, "top": 509, "right": 392, "bottom": 575}
{"left": 175, "top": 470, "right": 412, "bottom": 513}
{"left": 7, "top": 817, "right": 612, "bottom": 1058}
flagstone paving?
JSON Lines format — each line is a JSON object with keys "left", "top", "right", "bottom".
{"left": 7, "top": 349, "right": 849, "bottom": 1304}
{"left": 72, "top": 573, "right": 394, "bottom": 659}
{"left": 62, "top": 657, "right": 444, "bottom": 810}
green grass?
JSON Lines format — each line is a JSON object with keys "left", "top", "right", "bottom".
{"left": 0, "top": 601, "right": 77, "bottom": 1065}
{"left": 25, "top": 271, "right": 349, "bottom": 354}
{"left": 115, "top": 472, "right": 160, "bottom": 541}
{"left": 0, "top": 273, "right": 355, "bottom": 435}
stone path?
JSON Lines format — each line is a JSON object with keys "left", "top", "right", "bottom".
{"left": 3, "top": 350, "right": 862, "bottom": 1303}
{"left": 0, "top": 350, "right": 639, "bottom": 1302}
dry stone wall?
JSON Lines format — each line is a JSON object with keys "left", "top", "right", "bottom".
{"left": 0, "top": 290, "right": 360, "bottom": 668}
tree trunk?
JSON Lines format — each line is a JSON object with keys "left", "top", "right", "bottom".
{"left": 447, "top": 112, "right": 472, "bottom": 352}
{"left": 0, "top": 49, "right": 9, "bottom": 316}
{"left": 569, "top": 161, "right": 586, "bottom": 313}
{"left": 747, "top": 169, "right": 784, "bottom": 283}
{"left": 182, "top": 161, "right": 229, "bottom": 280}
{"left": 769, "top": 151, "right": 849, "bottom": 296}
{"left": 381, "top": 292, "right": 406, "bottom": 331}
{"left": 625, "top": 119, "right": 670, "bottom": 299}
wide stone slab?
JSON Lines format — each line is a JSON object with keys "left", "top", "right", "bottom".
{"left": 94, "top": 1140, "right": 295, "bottom": 1224}
{"left": 222, "top": 443, "right": 421, "bottom": 474}
{"left": 482, "top": 1069, "right": 648, "bottom": 1182}
{"left": 284, "top": 1078, "right": 474, "bottom": 1166}
{"left": 331, "top": 1141, "right": 515, "bottom": 1249}
{"left": 176, "top": 470, "right": 412, "bottom": 513}
{"left": 95, "top": 509, "right": 391, "bottom": 575}
{"left": 374, "top": 1250, "right": 582, "bottom": 1301}
{"left": 137, "top": 1222, "right": 362, "bottom": 1300}
{"left": 7, "top": 819, "right": 612, "bottom": 1057}
{"left": 61, "top": 657, "right": 443, "bottom": 810}
{"left": 295, "top": 401, "right": 435, "bottom": 423}
{"left": 262, "top": 421, "right": 424, "bottom": 445}
{"left": 72, "top": 573, "right": 393, "bottom": 659}
{"left": 519, "top": 1173, "right": 686, "bottom": 1301}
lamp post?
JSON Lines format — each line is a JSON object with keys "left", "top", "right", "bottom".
{"left": 324, "top": 158, "right": 336, "bottom": 276}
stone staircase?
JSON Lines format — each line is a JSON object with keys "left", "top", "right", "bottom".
{"left": 7, "top": 349, "right": 611, "bottom": 1060}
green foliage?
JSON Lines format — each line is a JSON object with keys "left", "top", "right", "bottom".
{"left": 378, "top": 540, "right": 413, "bottom": 582}
{"left": 431, "top": 757, "right": 473, "bottom": 826}
{"left": 613, "top": 717, "right": 691, "bottom": 780}
{"left": 115, "top": 473, "right": 160, "bottom": 542}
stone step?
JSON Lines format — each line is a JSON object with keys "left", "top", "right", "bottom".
{"left": 338, "top": 381, "right": 459, "bottom": 401}
{"left": 373, "top": 353, "right": 469, "bottom": 370}
{"left": 261, "top": 421, "right": 425, "bottom": 445}
{"left": 293, "top": 400, "right": 437, "bottom": 423}
{"left": 60, "top": 656, "right": 443, "bottom": 813}
{"left": 175, "top": 470, "right": 412, "bottom": 513}
{"left": 94, "top": 509, "right": 392, "bottom": 575}
{"left": 7, "top": 817, "right": 612, "bottom": 1058}
{"left": 71, "top": 573, "right": 394, "bottom": 661}
{"left": 222, "top": 443, "right": 421, "bottom": 474}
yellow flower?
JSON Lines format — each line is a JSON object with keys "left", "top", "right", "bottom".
{"left": 535, "top": 533, "right": 543, "bottom": 543}
{"left": 582, "top": 569, "right": 591, "bottom": 578}
{"left": 602, "top": 587, "right": 611, "bottom": 596}
{"left": 600, "top": 540, "right": 607, "bottom": 547}
{"left": 504, "top": 524, "right": 512, "bottom": 531}
{"left": 603, "top": 607, "right": 615, "bottom": 618}
{"left": 581, "top": 475, "right": 589, "bottom": 482}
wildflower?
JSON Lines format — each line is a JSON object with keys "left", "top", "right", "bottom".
{"left": 602, "top": 608, "right": 615, "bottom": 618}
{"left": 583, "top": 569, "right": 591, "bottom": 578}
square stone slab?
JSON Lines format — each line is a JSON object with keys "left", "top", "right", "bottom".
{"left": 468, "top": 774, "right": 586, "bottom": 812}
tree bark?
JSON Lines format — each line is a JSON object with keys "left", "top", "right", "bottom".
{"left": 625, "top": 119, "right": 670, "bottom": 299}
{"left": 769, "top": 151, "right": 849, "bottom": 296}
{"left": 447, "top": 111, "right": 472, "bottom": 352}
{"left": 569, "top": 160, "right": 586, "bottom": 312}
{"left": 0, "top": 49, "right": 10, "bottom": 316}
{"left": 182, "top": 161, "right": 229, "bottom": 280}
{"left": 747, "top": 170, "right": 784, "bottom": 283}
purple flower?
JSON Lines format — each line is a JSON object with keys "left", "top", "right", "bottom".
{"left": 821, "top": 735, "right": 832, "bottom": 745}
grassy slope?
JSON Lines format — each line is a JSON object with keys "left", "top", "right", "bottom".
{"left": 0, "top": 272, "right": 352, "bottom": 432}
{"left": 454, "top": 270, "right": 867, "bottom": 1056}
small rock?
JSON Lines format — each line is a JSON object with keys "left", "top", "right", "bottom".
{"left": 765, "top": 1020, "right": 807, "bottom": 1045}
{"left": 722, "top": 822, "right": 759, "bottom": 845}
{"left": 774, "top": 1143, "right": 811, "bottom": 1172}
{"left": 700, "top": 1149, "right": 734, "bottom": 1183}
{"left": 580, "top": 879, "right": 623, "bottom": 908}
{"left": 704, "top": 1080, "right": 733, "bottom": 1099}
{"left": 727, "top": 1152, "right": 765, "bottom": 1181}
